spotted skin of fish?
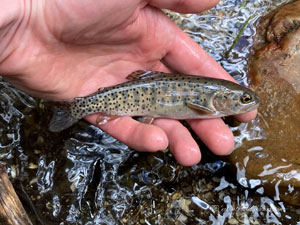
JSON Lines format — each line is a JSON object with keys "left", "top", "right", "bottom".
{"left": 49, "top": 70, "right": 260, "bottom": 132}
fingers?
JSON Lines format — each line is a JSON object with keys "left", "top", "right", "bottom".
{"left": 151, "top": 63, "right": 201, "bottom": 166}
{"left": 187, "top": 118, "right": 234, "bottom": 155}
{"left": 87, "top": 113, "right": 201, "bottom": 166}
{"left": 148, "top": 0, "right": 219, "bottom": 14}
{"left": 85, "top": 114, "right": 168, "bottom": 152}
{"left": 153, "top": 119, "right": 201, "bottom": 166}
{"left": 234, "top": 110, "right": 258, "bottom": 123}
{"left": 163, "top": 21, "right": 257, "bottom": 121}
{"left": 86, "top": 111, "right": 201, "bottom": 166}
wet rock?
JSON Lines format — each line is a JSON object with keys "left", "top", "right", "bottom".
{"left": 228, "top": 0, "right": 300, "bottom": 206}
{"left": 251, "top": 0, "right": 300, "bottom": 93}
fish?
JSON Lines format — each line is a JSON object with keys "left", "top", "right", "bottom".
{"left": 49, "top": 70, "right": 260, "bottom": 132}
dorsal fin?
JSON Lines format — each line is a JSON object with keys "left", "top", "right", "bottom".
{"left": 81, "top": 87, "right": 106, "bottom": 97}
{"left": 126, "top": 70, "right": 167, "bottom": 81}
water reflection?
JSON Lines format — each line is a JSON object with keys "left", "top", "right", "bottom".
{"left": 0, "top": 0, "right": 300, "bottom": 224}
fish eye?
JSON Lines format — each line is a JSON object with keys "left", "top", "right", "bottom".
{"left": 240, "top": 93, "right": 252, "bottom": 104}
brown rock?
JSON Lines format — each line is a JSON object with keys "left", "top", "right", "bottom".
{"left": 228, "top": 0, "right": 300, "bottom": 206}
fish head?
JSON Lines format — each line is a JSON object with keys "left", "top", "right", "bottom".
{"left": 212, "top": 88, "right": 260, "bottom": 115}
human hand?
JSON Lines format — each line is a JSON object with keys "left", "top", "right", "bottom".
{"left": 0, "top": 0, "right": 257, "bottom": 166}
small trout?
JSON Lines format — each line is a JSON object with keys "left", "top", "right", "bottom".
{"left": 49, "top": 70, "right": 260, "bottom": 132}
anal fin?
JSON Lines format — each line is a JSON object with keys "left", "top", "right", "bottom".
{"left": 141, "top": 116, "right": 154, "bottom": 124}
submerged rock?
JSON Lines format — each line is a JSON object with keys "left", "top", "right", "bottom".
{"left": 228, "top": 0, "right": 300, "bottom": 205}
{"left": 251, "top": 0, "right": 300, "bottom": 93}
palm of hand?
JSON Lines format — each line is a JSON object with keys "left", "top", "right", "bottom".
{"left": 0, "top": 0, "right": 256, "bottom": 166}
{"left": 6, "top": 1, "right": 173, "bottom": 99}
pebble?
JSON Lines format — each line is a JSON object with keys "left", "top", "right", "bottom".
{"left": 178, "top": 198, "right": 191, "bottom": 214}
{"left": 230, "top": 188, "right": 237, "bottom": 194}
{"left": 176, "top": 214, "right": 188, "bottom": 224}
{"left": 212, "top": 176, "right": 221, "bottom": 183}
{"left": 228, "top": 218, "right": 239, "bottom": 224}
{"left": 29, "top": 163, "right": 38, "bottom": 169}
{"left": 171, "top": 192, "right": 182, "bottom": 200}
{"left": 218, "top": 191, "right": 226, "bottom": 201}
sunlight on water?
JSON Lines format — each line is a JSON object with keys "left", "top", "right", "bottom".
{"left": 0, "top": 0, "right": 300, "bottom": 224}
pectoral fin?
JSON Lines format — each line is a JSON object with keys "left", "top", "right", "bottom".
{"left": 186, "top": 102, "right": 215, "bottom": 115}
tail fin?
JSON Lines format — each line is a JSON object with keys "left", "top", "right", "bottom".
{"left": 49, "top": 104, "right": 78, "bottom": 132}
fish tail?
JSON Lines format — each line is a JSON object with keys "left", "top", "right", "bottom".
{"left": 49, "top": 101, "right": 78, "bottom": 132}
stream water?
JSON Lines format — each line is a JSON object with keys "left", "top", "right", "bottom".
{"left": 0, "top": 0, "right": 299, "bottom": 224}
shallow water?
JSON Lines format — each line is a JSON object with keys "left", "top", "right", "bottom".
{"left": 0, "top": 0, "right": 300, "bottom": 224}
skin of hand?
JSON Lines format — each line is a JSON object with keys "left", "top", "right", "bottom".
{"left": 0, "top": 0, "right": 257, "bottom": 166}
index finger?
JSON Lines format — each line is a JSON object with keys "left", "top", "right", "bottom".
{"left": 148, "top": 0, "right": 219, "bottom": 14}
{"left": 85, "top": 114, "right": 169, "bottom": 152}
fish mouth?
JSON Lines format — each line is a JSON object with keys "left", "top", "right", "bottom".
{"left": 254, "top": 92, "right": 261, "bottom": 105}
{"left": 248, "top": 102, "right": 260, "bottom": 111}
